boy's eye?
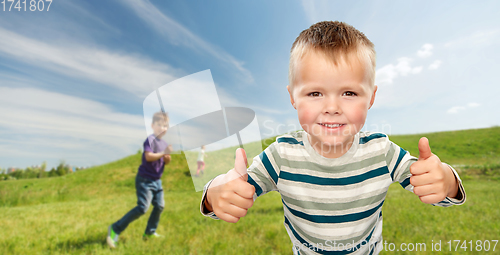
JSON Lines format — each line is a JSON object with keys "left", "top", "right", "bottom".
{"left": 343, "top": 91, "right": 357, "bottom": 96}
{"left": 308, "top": 92, "right": 322, "bottom": 97}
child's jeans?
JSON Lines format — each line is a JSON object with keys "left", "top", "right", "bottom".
{"left": 112, "top": 174, "right": 164, "bottom": 235}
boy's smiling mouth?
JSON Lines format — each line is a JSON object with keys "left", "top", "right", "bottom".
{"left": 319, "top": 123, "right": 345, "bottom": 128}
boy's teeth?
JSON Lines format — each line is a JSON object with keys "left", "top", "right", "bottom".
{"left": 322, "top": 123, "right": 342, "bottom": 128}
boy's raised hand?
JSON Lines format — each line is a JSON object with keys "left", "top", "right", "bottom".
{"left": 410, "top": 137, "right": 458, "bottom": 204}
{"left": 205, "top": 148, "right": 256, "bottom": 223}
{"left": 162, "top": 145, "right": 173, "bottom": 164}
{"left": 163, "top": 154, "right": 171, "bottom": 164}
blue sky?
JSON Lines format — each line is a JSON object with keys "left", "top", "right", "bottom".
{"left": 0, "top": 0, "right": 499, "bottom": 170}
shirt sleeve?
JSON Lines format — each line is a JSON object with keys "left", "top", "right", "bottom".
{"left": 143, "top": 138, "right": 153, "bottom": 152}
{"left": 246, "top": 142, "right": 281, "bottom": 197}
{"left": 199, "top": 177, "right": 220, "bottom": 219}
{"left": 386, "top": 140, "right": 417, "bottom": 191}
{"left": 436, "top": 164, "right": 466, "bottom": 206}
{"left": 386, "top": 140, "right": 466, "bottom": 207}
{"left": 200, "top": 142, "right": 281, "bottom": 218}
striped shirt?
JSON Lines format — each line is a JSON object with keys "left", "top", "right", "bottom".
{"left": 201, "top": 131, "right": 466, "bottom": 255}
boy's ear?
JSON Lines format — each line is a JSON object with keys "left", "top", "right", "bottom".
{"left": 368, "top": 85, "right": 377, "bottom": 109}
{"left": 287, "top": 85, "right": 297, "bottom": 109}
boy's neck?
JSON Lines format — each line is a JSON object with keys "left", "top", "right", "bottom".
{"left": 307, "top": 134, "right": 355, "bottom": 159}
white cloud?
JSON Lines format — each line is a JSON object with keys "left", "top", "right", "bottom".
{"left": 119, "top": 0, "right": 254, "bottom": 83}
{"left": 447, "top": 106, "right": 466, "bottom": 114}
{"left": 0, "top": 86, "right": 145, "bottom": 140}
{"left": 429, "top": 60, "right": 442, "bottom": 70}
{"left": 375, "top": 57, "right": 423, "bottom": 85}
{"left": 0, "top": 27, "right": 182, "bottom": 98}
{"left": 417, "top": 43, "right": 433, "bottom": 58}
{"left": 395, "top": 57, "right": 413, "bottom": 76}
{"left": 375, "top": 64, "right": 398, "bottom": 85}
{"left": 447, "top": 102, "right": 480, "bottom": 114}
{"left": 0, "top": 86, "right": 146, "bottom": 168}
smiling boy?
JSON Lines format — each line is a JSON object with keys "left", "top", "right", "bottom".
{"left": 200, "top": 21, "right": 466, "bottom": 254}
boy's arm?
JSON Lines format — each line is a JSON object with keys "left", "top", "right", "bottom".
{"left": 409, "top": 137, "right": 465, "bottom": 204}
{"left": 145, "top": 145, "right": 173, "bottom": 163}
{"left": 144, "top": 151, "right": 167, "bottom": 162}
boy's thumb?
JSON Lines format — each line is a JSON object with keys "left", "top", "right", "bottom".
{"left": 418, "top": 137, "right": 432, "bottom": 160}
{"left": 234, "top": 148, "right": 249, "bottom": 181}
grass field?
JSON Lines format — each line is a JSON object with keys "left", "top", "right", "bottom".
{"left": 1, "top": 127, "right": 499, "bottom": 254}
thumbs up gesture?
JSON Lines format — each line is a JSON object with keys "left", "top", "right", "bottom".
{"left": 205, "top": 148, "right": 256, "bottom": 223}
{"left": 410, "top": 137, "right": 459, "bottom": 204}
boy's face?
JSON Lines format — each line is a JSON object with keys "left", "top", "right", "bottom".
{"left": 152, "top": 120, "right": 168, "bottom": 138}
{"left": 287, "top": 51, "right": 377, "bottom": 157}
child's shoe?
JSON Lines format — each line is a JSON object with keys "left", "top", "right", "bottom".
{"left": 106, "top": 225, "right": 119, "bottom": 248}
{"left": 143, "top": 232, "right": 163, "bottom": 240}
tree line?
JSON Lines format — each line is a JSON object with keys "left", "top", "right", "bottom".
{"left": 0, "top": 162, "right": 86, "bottom": 181}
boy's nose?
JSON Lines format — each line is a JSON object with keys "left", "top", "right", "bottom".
{"left": 323, "top": 98, "right": 341, "bottom": 115}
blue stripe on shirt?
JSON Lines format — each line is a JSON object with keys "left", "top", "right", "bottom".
{"left": 280, "top": 166, "right": 389, "bottom": 186}
{"left": 247, "top": 175, "right": 263, "bottom": 196}
{"left": 400, "top": 177, "right": 411, "bottom": 189}
{"left": 390, "top": 147, "right": 407, "bottom": 180}
{"left": 277, "top": 137, "right": 304, "bottom": 145}
{"left": 359, "top": 133, "right": 386, "bottom": 144}
{"left": 259, "top": 151, "right": 279, "bottom": 184}
{"left": 283, "top": 199, "right": 385, "bottom": 224}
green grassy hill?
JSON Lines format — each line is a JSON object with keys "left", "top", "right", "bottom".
{"left": 389, "top": 127, "right": 500, "bottom": 166}
{"left": 1, "top": 127, "right": 499, "bottom": 254}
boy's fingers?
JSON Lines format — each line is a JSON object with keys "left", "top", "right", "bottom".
{"left": 233, "top": 182, "right": 256, "bottom": 200}
{"left": 418, "top": 193, "right": 445, "bottom": 204}
{"left": 215, "top": 200, "right": 250, "bottom": 222}
{"left": 413, "top": 183, "right": 437, "bottom": 197}
{"left": 215, "top": 211, "right": 242, "bottom": 223}
{"left": 418, "top": 137, "right": 432, "bottom": 160}
{"left": 225, "top": 200, "right": 252, "bottom": 216}
{"left": 226, "top": 194, "right": 254, "bottom": 209}
{"left": 409, "top": 161, "right": 428, "bottom": 175}
{"left": 410, "top": 173, "right": 434, "bottom": 186}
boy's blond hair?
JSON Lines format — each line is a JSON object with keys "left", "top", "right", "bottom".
{"left": 152, "top": 111, "right": 169, "bottom": 127}
{"left": 289, "top": 21, "right": 376, "bottom": 89}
